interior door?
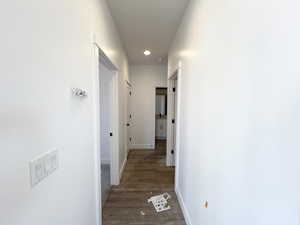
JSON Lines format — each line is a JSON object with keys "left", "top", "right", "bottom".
{"left": 172, "top": 79, "right": 178, "bottom": 165}
{"left": 99, "top": 61, "right": 113, "bottom": 205}
{"left": 125, "top": 84, "right": 132, "bottom": 154}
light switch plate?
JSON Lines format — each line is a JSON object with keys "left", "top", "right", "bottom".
{"left": 30, "top": 149, "right": 59, "bottom": 188}
{"left": 45, "top": 150, "right": 58, "bottom": 175}
{"left": 30, "top": 156, "right": 46, "bottom": 187}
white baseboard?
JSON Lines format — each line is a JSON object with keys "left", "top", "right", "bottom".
{"left": 130, "top": 144, "right": 154, "bottom": 149}
{"left": 119, "top": 157, "right": 127, "bottom": 180}
{"left": 175, "top": 187, "right": 192, "bottom": 225}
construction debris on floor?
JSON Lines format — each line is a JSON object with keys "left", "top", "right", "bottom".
{"left": 102, "top": 145, "right": 186, "bottom": 224}
{"left": 148, "top": 193, "right": 171, "bottom": 212}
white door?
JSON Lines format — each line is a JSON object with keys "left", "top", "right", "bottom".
{"left": 99, "top": 61, "right": 113, "bottom": 205}
{"left": 125, "top": 84, "right": 132, "bottom": 153}
{"left": 172, "top": 79, "right": 178, "bottom": 165}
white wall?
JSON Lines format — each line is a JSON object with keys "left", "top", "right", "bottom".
{"left": 169, "top": 0, "right": 300, "bottom": 225}
{"left": 0, "top": 1, "right": 129, "bottom": 225}
{"left": 130, "top": 65, "right": 167, "bottom": 149}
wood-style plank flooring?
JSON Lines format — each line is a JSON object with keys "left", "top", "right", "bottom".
{"left": 102, "top": 140, "right": 186, "bottom": 225}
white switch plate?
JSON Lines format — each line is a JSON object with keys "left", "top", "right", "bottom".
{"left": 30, "top": 149, "right": 59, "bottom": 188}
{"left": 45, "top": 150, "right": 58, "bottom": 175}
{"left": 30, "top": 156, "right": 45, "bottom": 187}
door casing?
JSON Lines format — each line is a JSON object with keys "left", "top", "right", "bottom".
{"left": 166, "top": 62, "right": 182, "bottom": 191}
{"left": 92, "top": 37, "right": 120, "bottom": 225}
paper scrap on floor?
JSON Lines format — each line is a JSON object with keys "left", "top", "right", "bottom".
{"left": 148, "top": 193, "right": 171, "bottom": 212}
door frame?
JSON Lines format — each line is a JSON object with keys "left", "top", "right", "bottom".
{"left": 154, "top": 87, "right": 168, "bottom": 146}
{"left": 92, "top": 39, "right": 120, "bottom": 225}
{"left": 125, "top": 80, "right": 132, "bottom": 155}
{"left": 166, "top": 62, "right": 182, "bottom": 190}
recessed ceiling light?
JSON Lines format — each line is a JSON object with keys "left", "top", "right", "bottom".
{"left": 144, "top": 50, "right": 151, "bottom": 56}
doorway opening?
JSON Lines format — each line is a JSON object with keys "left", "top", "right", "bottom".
{"left": 166, "top": 65, "right": 181, "bottom": 189}
{"left": 155, "top": 88, "right": 168, "bottom": 150}
{"left": 93, "top": 43, "right": 120, "bottom": 225}
{"left": 99, "top": 60, "right": 113, "bottom": 205}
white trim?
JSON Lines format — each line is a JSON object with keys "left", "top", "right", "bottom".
{"left": 175, "top": 66, "right": 182, "bottom": 190}
{"left": 175, "top": 187, "right": 192, "bottom": 225}
{"left": 92, "top": 34, "right": 120, "bottom": 225}
{"left": 92, "top": 43, "right": 102, "bottom": 225}
{"left": 119, "top": 157, "right": 127, "bottom": 179}
{"left": 168, "top": 61, "right": 182, "bottom": 78}
{"left": 95, "top": 48, "right": 120, "bottom": 186}
{"left": 131, "top": 144, "right": 154, "bottom": 149}
{"left": 124, "top": 82, "right": 132, "bottom": 159}
{"left": 166, "top": 61, "right": 182, "bottom": 191}
{"left": 166, "top": 81, "right": 173, "bottom": 167}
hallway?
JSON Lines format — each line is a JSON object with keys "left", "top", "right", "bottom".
{"left": 2, "top": 0, "right": 300, "bottom": 224}
{"left": 102, "top": 140, "right": 186, "bottom": 225}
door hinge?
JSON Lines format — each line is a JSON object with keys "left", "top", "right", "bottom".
{"left": 130, "top": 114, "right": 132, "bottom": 119}
{"left": 110, "top": 132, "right": 113, "bottom": 137}
{"left": 129, "top": 91, "right": 132, "bottom": 96}
{"left": 173, "top": 87, "right": 176, "bottom": 92}
{"left": 171, "top": 150, "right": 174, "bottom": 154}
{"left": 172, "top": 119, "right": 175, "bottom": 124}
{"left": 129, "top": 137, "right": 132, "bottom": 142}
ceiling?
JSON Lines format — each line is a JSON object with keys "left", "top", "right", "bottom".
{"left": 107, "top": 0, "right": 189, "bottom": 65}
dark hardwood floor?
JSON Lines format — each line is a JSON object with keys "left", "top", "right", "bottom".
{"left": 102, "top": 140, "right": 186, "bottom": 225}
